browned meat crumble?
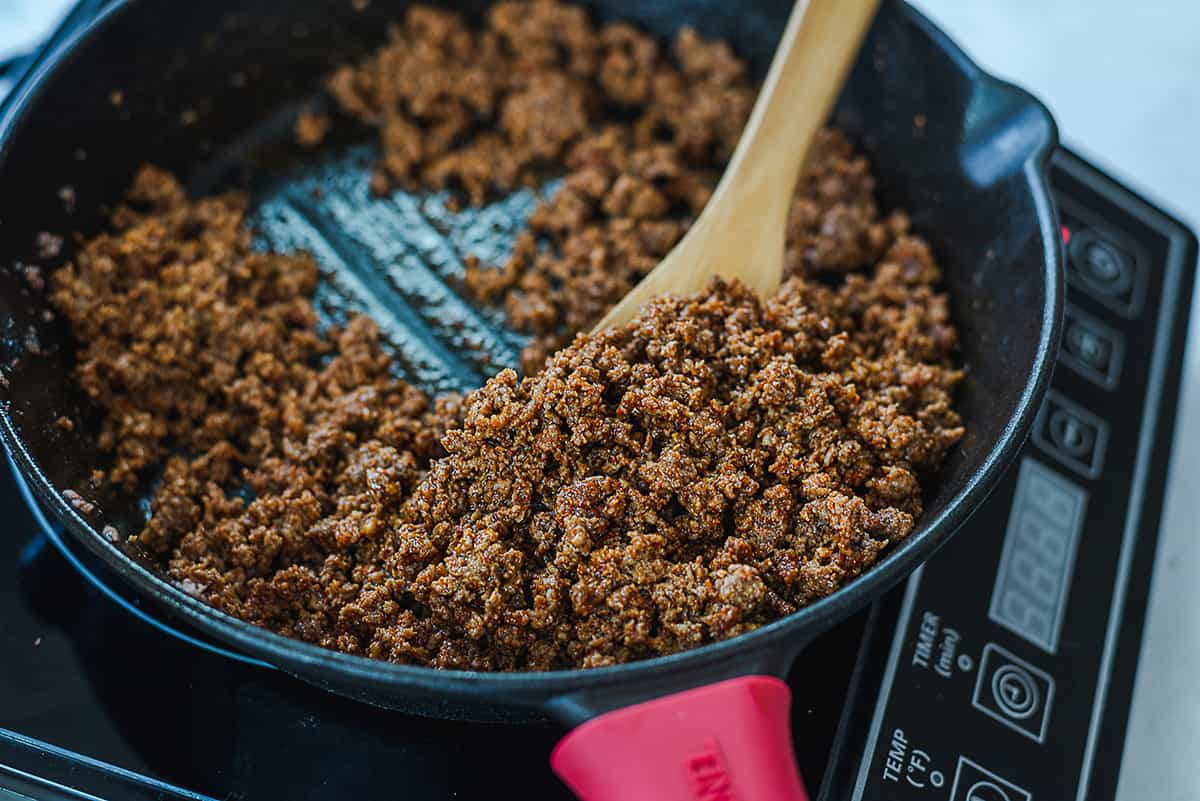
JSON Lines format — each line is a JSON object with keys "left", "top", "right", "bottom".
{"left": 293, "top": 108, "right": 332, "bottom": 148}
{"left": 49, "top": 0, "right": 964, "bottom": 671}
{"left": 325, "top": 1, "right": 906, "bottom": 374}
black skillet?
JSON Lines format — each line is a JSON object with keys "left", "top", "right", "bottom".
{"left": 0, "top": 1, "right": 1062, "bottom": 798}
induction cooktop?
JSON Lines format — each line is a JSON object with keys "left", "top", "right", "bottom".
{"left": 0, "top": 5, "right": 1194, "bottom": 801}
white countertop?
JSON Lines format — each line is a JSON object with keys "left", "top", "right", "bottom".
{"left": 3, "top": 2, "right": 1198, "bottom": 799}
{"left": 0, "top": 1, "right": 67, "bottom": 62}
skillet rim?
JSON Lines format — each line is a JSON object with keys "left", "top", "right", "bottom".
{"left": 0, "top": 0, "right": 1063, "bottom": 707}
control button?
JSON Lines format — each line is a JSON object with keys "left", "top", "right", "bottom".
{"left": 1060, "top": 304, "right": 1124, "bottom": 390}
{"left": 1067, "top": 228, "right": 1147, "bottom": 318}
{"left": 1075, "top": 235, "right": 1131, "bottom": 292}
{"left": 1032, "top": 391, "right": 1109, "bottom": 479}
{"left": 993, "top": 665, "right": 1039, "bottom": 719}
{"left": 950, "top": 757, "right": 1032, "bottom": 801}
{"left": 972, "top": 643, "right": 1054, "bottom": 743}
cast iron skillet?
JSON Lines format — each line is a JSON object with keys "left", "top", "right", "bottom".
{"left": 0, "top": 1, "right": 1061, "bottom": 798}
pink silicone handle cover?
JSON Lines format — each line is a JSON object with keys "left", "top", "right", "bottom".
{"left": 550, "top": 675, "right": 809, "bottom": 801}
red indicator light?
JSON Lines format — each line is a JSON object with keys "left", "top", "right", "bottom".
{"left": 1061, "top": 225, "right": 1071, "bottom": 244}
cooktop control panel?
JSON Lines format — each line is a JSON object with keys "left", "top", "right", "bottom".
{"left": 839, "top": 150, "right": 1196, "bottom": 801}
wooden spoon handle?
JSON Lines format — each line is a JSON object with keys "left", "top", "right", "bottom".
{"left": 592, "top": 0, "right": 880, "bottom": 333}
{"left": 717, "top": 0, "right": 881, "bottom": 232}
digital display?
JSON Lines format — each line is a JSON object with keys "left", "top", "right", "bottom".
{"left": 989, "top": 458, "right": 1089, "bottom": 653}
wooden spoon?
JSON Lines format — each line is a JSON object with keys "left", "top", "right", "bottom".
{"left": 593, "top": 0, "right": 881, "bottom": 332}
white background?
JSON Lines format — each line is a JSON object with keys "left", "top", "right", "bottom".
{"left": 3, "top": 2, "right": 1198, "bottom": 799}
{"left": 0, "top": 0, "right": 66, "bottom": 62}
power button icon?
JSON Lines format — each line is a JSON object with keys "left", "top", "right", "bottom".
{"left": 1033, "top": 391, "right": 1109, "bottom": 479}
{"left": 972, "top": 643, "right": 1055, "bottom": 742}
{"left": 993, "top": 665, "right": 1039, "bottom": 719}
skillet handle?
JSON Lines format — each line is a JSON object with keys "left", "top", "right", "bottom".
{"left": 550, "top": 675, "right": 808, "bottom": 801}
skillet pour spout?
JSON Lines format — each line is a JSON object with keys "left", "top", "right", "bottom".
{"left": 0, "top": 0, "right": 1061, "bottom": 798}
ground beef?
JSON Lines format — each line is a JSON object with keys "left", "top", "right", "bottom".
{"left": 386, "top": 274, "right": 962, "bottom": 669}
{"left": 293, "top": 108, "right": 331, "bottom": 148}
{"left": 49, "top": 0, "right": 964, "bottom": 671}
{"left": 325, "top": 1, "right": 902, "bottom": 374}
